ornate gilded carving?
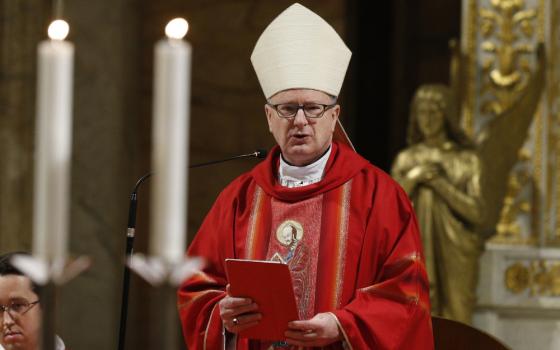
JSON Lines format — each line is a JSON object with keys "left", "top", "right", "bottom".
{"left": 505, "top": 262, "right": 530, "bottom": 293}
{"left": 505, "top": 259, "right": 560, "bottom": 296}
{"left": 478, "top": 0, "right": 543, "bottom": 246}
{"left": 529, "top": 260, "right": 550, "bottom": 295}
{"left": 551, "top": 264, "right": 560, "bottom": 295}
{"left": 479, "top": 0, "right": 537, "bottom": 115}
{"left": 491, "top": 148, "right": 538, "bottom": 244}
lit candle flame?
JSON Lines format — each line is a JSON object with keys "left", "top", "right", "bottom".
{"left": 165, "top": 18, "right": 189, "bottom": 40}
{"left": 48, "top": 20, "right": 70, "bottom": 41}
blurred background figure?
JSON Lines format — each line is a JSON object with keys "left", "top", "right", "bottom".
{"left": 0, "top": 253, "right": 65, "bottom": 350}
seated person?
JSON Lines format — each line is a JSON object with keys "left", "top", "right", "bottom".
{"left": 0, "top": 252, "right": 65, "bottom": 350}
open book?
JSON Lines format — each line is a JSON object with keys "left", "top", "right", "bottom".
{"left": 225, "top": 258, "right": 299, "bottom": 341}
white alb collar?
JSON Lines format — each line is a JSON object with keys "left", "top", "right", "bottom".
{"left": 278, "top": 146, "right": 332, "bottom": 188}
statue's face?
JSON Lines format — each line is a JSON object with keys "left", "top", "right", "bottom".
{"left": 416, "top": 97, "right": 445, "bottom": 140}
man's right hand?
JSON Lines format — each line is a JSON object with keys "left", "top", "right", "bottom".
{"left": 219, "top": 285, "right": 262, "bottom": 333}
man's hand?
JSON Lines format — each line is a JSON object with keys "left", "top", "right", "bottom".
{"left": 219, "top": 285, "right": 261, "bottom": 333}
{"left": 285, "top": 312, "right": 342, "bottom": 347}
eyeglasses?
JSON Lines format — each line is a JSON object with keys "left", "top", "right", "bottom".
{"left": 267, "top": 102, "right": 336, "bottom": 119}
{"left": 0, "top": 300, "right": 39, "bottom": 318}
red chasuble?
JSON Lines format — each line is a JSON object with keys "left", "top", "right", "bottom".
{"left": 178, "top": 142, "right": 434, "bottom": 350}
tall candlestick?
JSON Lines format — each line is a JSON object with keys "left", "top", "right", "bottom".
{"left": 33, "top": 19, "right": 74, "bottom": 263}
{"left": 150, "top": 18, "right": 192, "bottom": 264}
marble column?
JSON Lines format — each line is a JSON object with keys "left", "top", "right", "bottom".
{"left": 0, "top": 0, "right": 50, "bottom": 253}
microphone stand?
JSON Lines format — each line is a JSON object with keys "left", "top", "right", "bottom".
{"left": 117, "top": 150, "right": 266, "bottom": 350}
{"left": 117, "top": 173, "right": 151, "bottom": 350}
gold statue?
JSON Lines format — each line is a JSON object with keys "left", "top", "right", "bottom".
{"left": 391, "top": 85, "right": 483, "bottom": 324}
{"left": 391, "top": 44, "right": 545, "bottom": 323}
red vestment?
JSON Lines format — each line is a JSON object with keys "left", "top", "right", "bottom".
{"left": 178, "top": 142, "right": 434, "bottom": 349}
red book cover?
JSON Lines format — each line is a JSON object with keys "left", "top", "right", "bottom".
{"left": 225, "top": 258, "right": 299, "bottom": 341}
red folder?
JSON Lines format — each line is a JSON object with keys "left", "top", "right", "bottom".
{"left": 225, "top": 258, "right": 299, "bottom": 341}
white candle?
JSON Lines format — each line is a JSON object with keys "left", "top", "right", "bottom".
{"left": 150, "top": 18, "right": 191, "bottom": 264}
{"left": 33, "top": 20, "right": 74, "bottom": 263}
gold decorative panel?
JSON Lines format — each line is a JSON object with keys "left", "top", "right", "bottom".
{"left": 479, "top": 0, "right": 537, "bottom": 115}
{"left": 505, "top": 260, "right": 560, "bottom": 296}
{"left": 492, "top": 148, "right": 538, "bottom": 244}
{"left": 505, "top": 262, "right": 530, "bottom": 293}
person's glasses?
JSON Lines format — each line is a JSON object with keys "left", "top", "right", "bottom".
{"left": 267, "top": 103, "right": 336, "bottom": 119}
{"left": 0, "top": 300, "right": 39, "bottom": 318}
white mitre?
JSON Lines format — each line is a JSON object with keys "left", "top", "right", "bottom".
{"left": 251, "top": 3, "right": 352, "bottom": 98}
{"left": 250, "top": 3, "right": 354, "bottom": 148}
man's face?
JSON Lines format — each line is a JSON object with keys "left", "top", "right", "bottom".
{"left": 0, "top": 275, "right": 40, "bottom": 350}
{"left": 265, "top": 89, "right": 339, "bottom": 166}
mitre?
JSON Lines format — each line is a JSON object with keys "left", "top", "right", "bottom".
{"left": 251, "top": 3, "right": 351, "bottom": 98}
{"left": 251, "top": 3, "right": 354, "bottom": 149}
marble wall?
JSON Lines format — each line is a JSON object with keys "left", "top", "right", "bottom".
{"left": 59, "top": 0, "right": 142, "bottom": 348}
{"left": 0, "top": 0, "right": 48, "bottom": 255}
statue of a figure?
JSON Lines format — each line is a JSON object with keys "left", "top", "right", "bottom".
{"left": 391, "top": 85, "right": 483, "bottom": 323}
{"left": 391, "top": 44, "right": 545, "bottom": 324}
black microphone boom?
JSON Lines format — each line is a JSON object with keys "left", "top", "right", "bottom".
{"left": 117, "top": 149, "right": 267, "bottom": 350}
{"left": 189, "top": 149, "right": 267, "bottom": 168}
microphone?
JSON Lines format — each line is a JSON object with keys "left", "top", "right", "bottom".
{"left": 189, "top": 149, "right": 267, "bottom": 168}
{"left": 124, "top": 148, "right": 267, "bottom": 243}
{"left": 117, "top": 149, "right": 267, "bottom": 350}
{"left": 126, "top": 149, "right": 266, "bottom": 239}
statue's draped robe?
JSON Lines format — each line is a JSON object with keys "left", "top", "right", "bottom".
{"left": 179, "top": 142, "right": 434, "bottom": 349}
{"left": 392, "top": 143, "right": 483, "bottom": 323}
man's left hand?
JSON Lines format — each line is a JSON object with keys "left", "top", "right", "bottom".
{"left": 284, "top": 312, "right": 342, "bottom": 347}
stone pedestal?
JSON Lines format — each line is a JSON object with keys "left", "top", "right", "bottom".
{"left": 474, "top": 244, "right": 560, "bottom": 350}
